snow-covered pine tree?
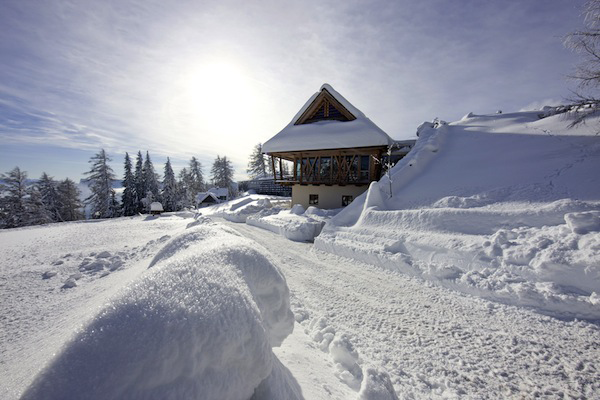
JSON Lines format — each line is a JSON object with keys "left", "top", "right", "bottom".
{"left": 56, "top": 178, "right": 84, "bottom": 221}
{"left": 161, "top": 158, "right": 178, "bottom": 212}
{"left": 247, "top": 143, "right": 268, "bottom": 179}
{"left": 0, "top": 167, "right": 29, "bottom": 228}
{"left": 177, "top": 167, "right": 192, "bottom": 209}
{"left": 84, "top": 149, "right": 119, "bottom": 219}
{"left": 189, "top": 157, "right": 205, "bottom": 198}
{"left": 36, "top": 172, "right": 60, "bottom": 221}
{"left": 25, "top": 185, "right": 54, "bottom": 226}
{"left": 134, "top": 151, "right": 145, "bottom": 213}
{"left": 121, "top": 152, "right": 137, "bottom": 216}
{"left": 211, "top": 155, "right": 236, "bottom": 197}
{"left": 142, "top": 151, "right": 161, "bottom": 211}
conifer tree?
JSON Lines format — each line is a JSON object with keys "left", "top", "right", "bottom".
{"left": 121, "top": 152, "right": 137, "bottom": 216}
{"left": 85, "top": 149, "right": 119, "bottom": 219}
{"left": 247, "top": 143, "right": 268, "bottom": 178}
{"left": 189, "top": 157, "right": 204, "bottom": 196}
{"left": 25, "top": 185, "right": 54, "bottom": 226}
{"left": 0, "top": 167, "right": 29, "bottom": 228}
{"left": 36, "top": 172, "right": 60, "bottom": 221}
{"left": 177, "top": 167, "right": 193, "bottom": 209}
{"left": 211, "top": 155, "right": 236, "bottom": 197}
{"left": 56, "top": 178, "right": 84, "bottom": 221}
{"left": 565, "top": 0, "right": 600, "bottom": 126}
{"left": 134, "top": 151, "right": 145, "bottom": 213}
{"left": 142, "top": 151, "right": 161, "bottom": 210}
{"left": 161, "top": 158, "right": 178, "bottom": 212}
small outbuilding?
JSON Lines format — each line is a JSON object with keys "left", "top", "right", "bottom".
{"left": 209, "top": 187, "right": 230, "bottom": 202}
{"left": 150, "top": 202, "right": 164, "bottom": 215}
{"left": 197, "top": 192, "right": 220, "bottom": 208}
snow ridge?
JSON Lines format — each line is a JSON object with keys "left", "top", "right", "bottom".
{"left": 21, "top": 219, "right": 295, "bottom": 400}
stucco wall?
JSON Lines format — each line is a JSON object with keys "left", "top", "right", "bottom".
{"left": 292, "top": 184, "right": 368, "bottom": 209}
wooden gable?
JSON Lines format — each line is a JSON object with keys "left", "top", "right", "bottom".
{"left": 294, "top": 88, "right": 356, "bottom": 125}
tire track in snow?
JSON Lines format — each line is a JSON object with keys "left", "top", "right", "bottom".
{"left": 223, "top": 219, "right": 600, "bottom": 399}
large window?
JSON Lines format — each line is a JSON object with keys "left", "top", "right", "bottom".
{"left": 292, "top": 153, "right": 374, "bottom": 184}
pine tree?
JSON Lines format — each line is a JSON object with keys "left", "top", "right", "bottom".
{"left": 247, "top": 143, "right": 268, "bottom": 179}
{"left": 161, "top": 158, "right": 178, "bottom": 212}
{"left": 211, "top": 155, "right": 236, "bottom": 197}
{"left": 142, "top": 151, "right": 161, "bottom": 211}
{"left": 565, "top": 0, "right": 600, "bottom": 126}
{"left": 121, "top": 153, "right": 137, "bottom": 216}
{"left": 36, "top": 172, "right": 60, "bottom": 221}
{"left": 85, "top": 149, "right": 119, "bottom": 219}
{"left": 0, "top": 167, "right": 29, "bottom": 228}
{"left": 25, "top": 185, "right": 54, "bottom": 226}
{"left": 56, "top": 178, "right": 84, "bottom": 221}
{"left": 189, "top": 157, "right": 204, "bottom": 196}
{"left": 177, "top": 168, "right": 193, "bottom": 209}
{"left": 134, "top": 151, "right": 145, "bottom": 213}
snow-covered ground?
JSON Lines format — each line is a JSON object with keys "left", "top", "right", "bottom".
{"left": 2, "top": 108, "right": 600, "bottom": 399}
{"left": 317, "top": 109, "right": 600, "bottom": 321}
{"left": 2, "top": 212, "right": 599, "bottom": 399}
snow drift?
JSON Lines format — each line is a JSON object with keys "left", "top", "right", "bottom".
{"left": 22, "top": 219, "right": 295, "bottom": 400}
{"left": 316, "top": 109, "right": 600, "bottom": 320}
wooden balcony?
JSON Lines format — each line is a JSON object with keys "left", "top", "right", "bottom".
{"left": 268, "top": 147, "right": 386, "bottom": 186}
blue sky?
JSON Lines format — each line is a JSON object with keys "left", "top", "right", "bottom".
{"left": 0, "top": 0, "right": 587, "bottom": 181}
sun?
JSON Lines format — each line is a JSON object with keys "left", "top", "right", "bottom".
{"left": 179, "top": 60, "right": 256, "bottom": 131}
{"left": 160, "top": 57, "right": 266, "bottom": 160}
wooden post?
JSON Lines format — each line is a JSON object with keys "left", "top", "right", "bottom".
{"left": 293, "top": 157, "right": 297, "bottom": 181}
{"left": 299, "top": 153, "right": 303, "bottom": 183}
{"left": 271, "top": 156, "right": 277, "bottom": 180}
{"left": 279, "top": 157, "right": 283, "bottom": 180}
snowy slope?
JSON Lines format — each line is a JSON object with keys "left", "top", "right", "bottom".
{"left": 316, "top": 109, "right": 600, "bottom": 320}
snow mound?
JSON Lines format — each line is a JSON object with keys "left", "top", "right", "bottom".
{"left": 358, "top": 367, "right": 399, "bottom": 400}
{"left": 22, "top": 223, "right": 294, "bottom": 400}
{"left": 317, "top": 109, "right": 600, "bottom": 320}
{"left": 565, "top": 210, "right": 600, "bottom": 234}
{"left": 202, "top": 194, "right": 291, "bottom": 223}
{"left": 247, "top": 209, "right": 326, "bottom": 242}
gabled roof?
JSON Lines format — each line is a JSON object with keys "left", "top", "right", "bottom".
{"left": 294, "top": 86, "right": 357, "bottom": 124}
{"left": 208, "top": 187, "right": 229, "bottom": 197}
{"left": 262, "top": 84, "right": 393, "bottom": 154}
{"left": 196, "top": 192, "right": 219, "bottom": 204}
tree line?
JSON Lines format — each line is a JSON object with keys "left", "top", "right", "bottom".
{"left": 0, "top": 149, "right": 236, "bottom": 228}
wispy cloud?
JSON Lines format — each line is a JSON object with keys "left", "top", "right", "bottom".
{"left": 0, "top": 0, "right": 589, "bottom": 179}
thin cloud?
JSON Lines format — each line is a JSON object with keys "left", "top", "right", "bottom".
{"left": 0, "top": 0, "right": 590, "bottom": 180}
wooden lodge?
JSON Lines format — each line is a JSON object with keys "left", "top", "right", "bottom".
{"left": 262, "top": 84, "right": 413, "bottom": 209}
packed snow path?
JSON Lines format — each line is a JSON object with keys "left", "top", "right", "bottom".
{"left": 222, "top": 219, "right": 600, "bottom": 399}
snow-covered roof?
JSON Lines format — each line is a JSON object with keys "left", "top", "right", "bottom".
{"left": 262, "top": 84, "right": 394, "bottom": 153}
{"left": 197, "top": 192, "right": 219, "bottom": 203}
{"left": 208, "top": 187, "right": 228, "bottom": 197}
{"left": 150, "top": 202, "right": 163, "bottom": 211}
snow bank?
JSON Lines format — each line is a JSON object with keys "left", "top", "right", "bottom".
{"left": 22, "top": 220, "right": 294, "bottom": 400}
{"left": 316, "top": 109, "right": 600, "bottom": 320}
{"left": 247, "top": 205, "right": 342, "bottom": 242}
{"left": 199, "top": 194, "right": 340, "bottom": 242}
{"left": 201, "top": 194, "right": 291, "bottom": 223}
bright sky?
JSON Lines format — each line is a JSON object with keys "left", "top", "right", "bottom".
{"left": 0, "top": 0, "right": 587, "bottom": 182}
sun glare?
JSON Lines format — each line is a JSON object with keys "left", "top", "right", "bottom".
{"left": 178, "top": 60, "right": 256, "bottom": 133}
{"left": 161, "top": 57, "right": 266, "bottom": 163}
